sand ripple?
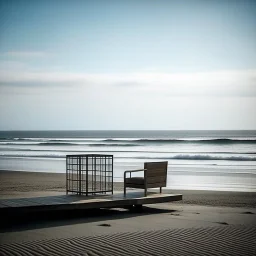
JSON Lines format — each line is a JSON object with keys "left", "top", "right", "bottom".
{"left": 1, "top": 225, "right": 256, "bottom": 256}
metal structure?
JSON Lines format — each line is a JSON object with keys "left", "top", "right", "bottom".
{"left": 66, "top": 154, "right": 113, "bottom": 195}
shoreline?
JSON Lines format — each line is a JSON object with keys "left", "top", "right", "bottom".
{"left": 1, "top": 170, "right": 256, "bottom": 208}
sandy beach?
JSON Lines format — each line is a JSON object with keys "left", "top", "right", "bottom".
{"left": 0, "top": 170, "right": 256, "bottom": 255}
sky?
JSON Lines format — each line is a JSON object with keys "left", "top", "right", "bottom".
{"left": 0, "top": 0, "right": 256, "bottom": 130}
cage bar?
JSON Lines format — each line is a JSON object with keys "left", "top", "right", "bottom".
{"left": 66, "top": 154, "right": 113, "bottom": 195}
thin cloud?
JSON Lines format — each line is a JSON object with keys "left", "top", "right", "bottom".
{"left": 0, "top": 68, "right": 255, "bottom": 97}
{"left": 3, "top": 51, "right": 48, "bottom": 58}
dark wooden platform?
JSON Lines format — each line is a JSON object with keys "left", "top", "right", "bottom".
{"left": 0, "top": 191, "right": 182, "bottom": 216}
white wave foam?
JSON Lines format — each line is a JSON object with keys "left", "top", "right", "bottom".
{"left": 159, "top": 154, "right": 256, "bottom": 161}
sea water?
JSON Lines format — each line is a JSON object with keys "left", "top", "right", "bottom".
{"left": 0, "top": 130, "right": 256, "bottom": 192}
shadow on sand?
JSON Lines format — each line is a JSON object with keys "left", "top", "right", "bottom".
{"left": 0, "top": 206, "right": 178, "bottom": 233}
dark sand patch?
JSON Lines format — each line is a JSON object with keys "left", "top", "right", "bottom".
{"left": 170, "top": 213, "right": 181, "bottom": 216}
{"left": 216, "top": 222, "right": 229, "bottom": 225}
{"left": 98, "top": 223, "right": 111, "bottom": 227}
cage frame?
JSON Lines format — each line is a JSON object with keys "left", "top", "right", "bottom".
{"left": 66, "top": 154, "right": 113, "bottom": 196}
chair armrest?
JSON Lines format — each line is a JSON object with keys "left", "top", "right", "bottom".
{"left": 124, "top": 169, "right": 145, "bottom": 179}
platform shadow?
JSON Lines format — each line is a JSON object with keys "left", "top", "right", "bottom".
{"left": 0, "top": 206, "right": 178, "bottom": 233}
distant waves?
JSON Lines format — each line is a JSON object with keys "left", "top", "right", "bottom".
{"left": 1, "top": 153, "right": 256, "bottom": 162}
{"left": 1, "top": 138, "right": 256, "bottom": 147}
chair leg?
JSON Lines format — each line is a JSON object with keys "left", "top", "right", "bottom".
{"left": 160, "top": 187, "right": 162, "bottom": 193}
{"left": 124, "top": 172, "right": 126, "bottom": 196}
{"left": 144, "top": 187, "right": 147, "bottom": 197}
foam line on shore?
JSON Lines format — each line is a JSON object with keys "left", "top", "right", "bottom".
{"left": 1, "top": 225, "right": 256, "bottom": 255}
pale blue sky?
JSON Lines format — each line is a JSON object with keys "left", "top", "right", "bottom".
{"left": 0, "top": 0, "right": 256, "bottom": 130}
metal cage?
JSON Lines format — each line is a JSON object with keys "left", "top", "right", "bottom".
{"left": 66, "top": 154, "right": 113, "bottom": 195}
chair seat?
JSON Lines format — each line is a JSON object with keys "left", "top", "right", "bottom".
{"left": 125, "top": 177, "right": 144, "bottom": 185}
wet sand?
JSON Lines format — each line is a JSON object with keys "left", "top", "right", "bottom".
{"left": 1, "top": 170, "right": 255, "bottom": 208}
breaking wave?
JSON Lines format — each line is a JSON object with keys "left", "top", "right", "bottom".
{"left": 1, "top": 153, "right": 256, "bottom": 161}
{"left": 136, "top": 154, "right": 256, "bottom": 161}
{"left": 104, "top": 138, "right": 256, "bottom": 144}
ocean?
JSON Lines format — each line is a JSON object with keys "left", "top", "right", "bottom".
{"left": 0, "top": 130, "right": 256, "bottom": 192}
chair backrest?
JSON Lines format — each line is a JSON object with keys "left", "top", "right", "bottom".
{"left": 144, "top": 161, "right": 168, "bottom": 187}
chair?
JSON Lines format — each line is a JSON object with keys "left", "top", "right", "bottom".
{"left": 124, "top": 161, "right": 168, "bottom": 197}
